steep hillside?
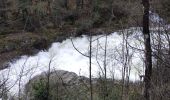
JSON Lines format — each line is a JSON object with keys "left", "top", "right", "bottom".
{"left": 0, "top": 0, "right": 169, "bottom": 69}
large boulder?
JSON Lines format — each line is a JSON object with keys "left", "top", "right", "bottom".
{"left": 24, "top": 70, "right": 90, "bottom": 100}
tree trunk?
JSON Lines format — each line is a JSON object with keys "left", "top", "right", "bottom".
{"left": 142, "top": 0, "right": 152, "bottom": 100}
{"left": 0, "top": 0, "right": 7, "bottom": 20}
{"left": 89, "top": 32, "right": 93, "bottom": 100}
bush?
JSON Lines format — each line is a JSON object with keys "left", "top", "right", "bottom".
{"left": 32, "top": 79, "right": 49, "bottom": 100}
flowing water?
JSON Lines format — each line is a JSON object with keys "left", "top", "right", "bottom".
{"left": 0, "top": 28, "right": 146, "bottom": 96}
{"left": 0, "top": 12, "right": 169, "bottom": 98}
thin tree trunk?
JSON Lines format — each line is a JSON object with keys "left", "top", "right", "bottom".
{"left": 104, "top": 34, "right": 108, "bottom": 100}
{"left": 89, "top": 33, "right": 93, "bottom": 100}
{"left": 46, "top": 59, "right": 52, "bottom": 100}
{"left": 142, "top": 0, "right": 152, "bottom": 100}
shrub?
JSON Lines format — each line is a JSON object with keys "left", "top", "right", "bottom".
{"left": 32, "top": 79, "right": 49, "bottom": 100}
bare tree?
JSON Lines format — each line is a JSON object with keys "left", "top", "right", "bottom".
{"left": 142, "top": 0, "right": 152, "bottom": 100}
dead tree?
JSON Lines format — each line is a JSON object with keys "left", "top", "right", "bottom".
{"left": 142, "top": 0, "right": 152, "bottom": 100}
{"left": 71, "top": 34, "right": 93, "bottom": 100}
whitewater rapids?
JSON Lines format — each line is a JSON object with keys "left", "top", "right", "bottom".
{"left": 1, "top": 10, "right": 169, "bottom": 97}
{"left": 0, "top": 28, "right": 148, "bottom": 96}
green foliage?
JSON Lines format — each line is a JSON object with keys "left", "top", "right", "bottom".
{"left": 32, "top": 79, "right": 49, "bottom": 100}
{"left": 28, "top": 75, "right": 143, "bottom": 100}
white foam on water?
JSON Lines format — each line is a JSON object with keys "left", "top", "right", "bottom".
{"left": 0, "top": 28, "right": 146, "bottom": 96}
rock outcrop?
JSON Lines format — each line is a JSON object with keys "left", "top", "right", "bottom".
{"left": 25, "top": 70, "right": 90, "bottom": 100}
